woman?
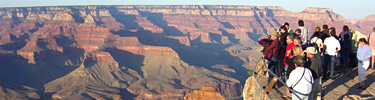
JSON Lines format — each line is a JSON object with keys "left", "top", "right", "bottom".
{"left": 310, "top": 27, "right": 323, "bottom": 53}
{"left": 283, "top": 45, "right": 303, "bottom": 98}
{"left": 356, "top": 38, "right": 371, "bottom": 89}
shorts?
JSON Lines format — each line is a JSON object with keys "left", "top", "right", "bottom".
{"left": 372, "top": 49, "right": 375, "bottom": 55}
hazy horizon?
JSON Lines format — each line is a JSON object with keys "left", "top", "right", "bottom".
{"left": 0, "top": 0, "right": 374, "bottom": 19}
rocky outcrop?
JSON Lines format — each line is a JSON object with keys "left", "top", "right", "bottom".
{"left": 184, "top": 86, "right": 225, "bottom": 100}
{"left": 0, "top": 5, "right": 373, "bottom": 100}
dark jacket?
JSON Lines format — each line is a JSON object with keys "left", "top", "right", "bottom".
{"left": 320, "top": 30, "right": 329, "bottom": 42}
{"left": 339, "top": 31, "right": 352, "bottom": 49}
{"left": 266, "top": 39, "right": 280, "bottom": 58}
{"left": 305, "top": 54, "right": 322, "bottom": 79}
{"left": 285, "top": 56, "right": 295, "bottom": 78}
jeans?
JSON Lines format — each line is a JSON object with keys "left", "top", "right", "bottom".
{"left": 340, "top": 49, "right": 351, "bottom": 68}
{"left": 309, "top": 78, "right": 322, "bottom": 100}
{"left": 268, "top": 57, "right": 279, "bottom": 86}
{"left": 324, "top": 55, "right": 336, "bottom": 78}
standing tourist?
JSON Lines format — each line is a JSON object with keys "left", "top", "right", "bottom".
{"left": 304, "top": 47, "right": 322, "bottom": 100}
{"left": 356, "top": 38, "right": 371, "bottom": 89}
{"left": 298, "top": 20, "right": 308, "bottom": 49}
{"left": 285, "top": 22, "right": 294, "bottom": 35}
{"left": 368, "top": 27, "right": 375, "bottom": 69}
{"left": 266, "top": 31, "right": 280, "bottom": 87}
{"left": 320, "top": 24, "right": 329, "bottom": 42}
{"left": 287, "top": 56, "right": 314, "bottom": 100}
{"left": 323, "top": 27, "right": 341, "bottom": 79}
{"left": 339, "top": 25, "right": 352, "bottom": 68}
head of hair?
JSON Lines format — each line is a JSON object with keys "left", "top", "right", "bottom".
{"left": 298, "top": 20, "right": 304, "bottom": 26}
{"left": 293, "top": 56, "right": 305, "bottom": 67}
{"left": 315, "top": 26, "right": 321, "bottom": 32}
{"left": 280, "top": 25, "right": 287, "bottom": 31}
{"left": 329, "top": 27, "right": 336, "bottom": 36}
{"left": 343, "top": 25, "right": 349, "bottom": 31}
{"left": 312, "top": 32, "right": 320, "bottom": 37}
{"left": 284, "top": 22, "right": 289, "bottom": 26}
{"left": 359, "top": 38, "right": 367, "bottom": 44}
{"left": 323, "top": 24, "right": 328, "bottom": 29}
{"left": 373, "top": 27, "right": 375, "bottom": 32}
{"left": 292, "top": 45, "right": 303, "bottom": 56}
{"left": 295, "top": 29, "right": 301, "bottom": 33}
{"left": 294, "top": 37, "right": 302, "bottom": 44}
{"left": 288, "top": 33, "right": 295, "bottom": 40}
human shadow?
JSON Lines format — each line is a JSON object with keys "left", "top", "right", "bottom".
{"left": 337, "top": 71, "right": 375, "bottom": 99}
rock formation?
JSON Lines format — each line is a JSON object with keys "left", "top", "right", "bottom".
{"left": 184, "top": 86, "right": 225, "bottom": 100}
{"left": 0, "top": 5, "right": 372, "bottom": 100}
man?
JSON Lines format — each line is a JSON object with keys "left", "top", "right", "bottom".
{"left": 266, "top": 30, "right": 280, "bottom": 87}
{"left": 294, "top": 37, "right": 302, "bottom": 46}
{"left": 323, "top": 27, "right": 341, "bottom": 79}
{"left": 339, "top": 25, "right": 352, "bottom": 68}
{"left": 285, "top": 22, "right": 294, "bottom": 35}
{"left": 287, "top": 56, "right": 314, "bottom": 100}
{"left": 279, "top": 25, "right": 289, "bottom": 48}
{"left": 320, "top": 24, "right": 329, "bottom": 42}
{"left": 304, "top": 47, "right": 322, "bottom": 100}
{"left": 368, "top": 27, "right": 375, "bottom": 69}
{"left": 294, "top": 29, "right": 302, "bottom": 39}
{"left": 298, "top": 20, "right": 308, "bottom": 49}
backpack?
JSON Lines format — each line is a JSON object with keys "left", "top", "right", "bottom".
{"left": 309, "top": 38, "right": 320, "bottom": 52}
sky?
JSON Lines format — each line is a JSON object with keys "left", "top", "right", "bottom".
{"left": 0, "top": 0, "right": 374, "bottom": 19}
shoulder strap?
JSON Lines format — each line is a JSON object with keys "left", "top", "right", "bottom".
{"left": 292, "top": 68, "right": 305, "bottom": 88}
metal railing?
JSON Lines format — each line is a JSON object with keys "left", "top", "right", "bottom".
{"left": 247, "top": 56, "right": 304, "bottom": 100}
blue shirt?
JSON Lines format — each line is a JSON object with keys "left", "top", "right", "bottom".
{"left": 357, "top": 44, "right": 371, "bottom": 61}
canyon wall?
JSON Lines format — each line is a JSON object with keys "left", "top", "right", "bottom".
{"left": 0, "top": 5, "right": 372, "bottom": 99}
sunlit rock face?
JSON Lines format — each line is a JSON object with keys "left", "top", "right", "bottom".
{"left": 0, "top": 5, "right": 370, "bottom": 99}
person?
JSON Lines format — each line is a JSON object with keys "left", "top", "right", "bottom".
{"left": 266, "top": 30, "right": 280, "bottom": 87}
{"left": 298, "top": 20, "right": 308, "bottom": 49}
{"left": 287, "top": 56, "right": 314, "bottom": 100}
{"left": 294, "top": 29, "right": 302, "bottom": 39}
{"left": 320, "top": 24, "right": 330, "bottom": 42}
{"left": 285, "top": 34, "right": 295, "bottom": 68}
{"left": 368, "top": 27, "right": 375, "bottom": 69}
{"left": 283, "top": 45, "right": 303, "bottom": 98}
{"left": 285, "top": 22, "right": 294, "bottom": 35}
{"left": 310, "top": 27, "right": 324, "bottom": 53}
{"left": 323, "top": 27, "right": 341, "bottom": 79}
{"left": 356, "top": 38, "right": 371, "bottom": 89}
{"left": 279, "top": 25, "right": 289, "bottom": 48}
{"left": 294, "top": 37, "right": 302, "bottom": 46}
{"left": 339, "top": 25, "right": 352, "bottom": 68}
{"left": 304, "top": 47, "right": 322, "bottom": 100}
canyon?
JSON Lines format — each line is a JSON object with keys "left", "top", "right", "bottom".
{"left": 0, "top": 5, "right": 374, "bottom": 99}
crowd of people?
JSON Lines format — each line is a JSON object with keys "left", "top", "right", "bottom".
{"left": 259, "top": 20, "right": 375, "bottom": 100}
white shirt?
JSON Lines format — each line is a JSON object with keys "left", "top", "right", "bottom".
{"left": 287, "top": 67, "right": 314, "bottom": 95}
{"left": 357, "top": 44, "right": 372, "bottom": 62}
{"left": 310, "top": 37, "right": 323, "bottom": 52}
{"left": 324, "top": 37, "right": 341, "bottom": 55}
{"left": 299, "top": 27, "right": 308, "bottom": 45}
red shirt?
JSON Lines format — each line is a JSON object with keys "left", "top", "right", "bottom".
{"left": 284, "top": 42, "right": 294, "bottom": 66}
